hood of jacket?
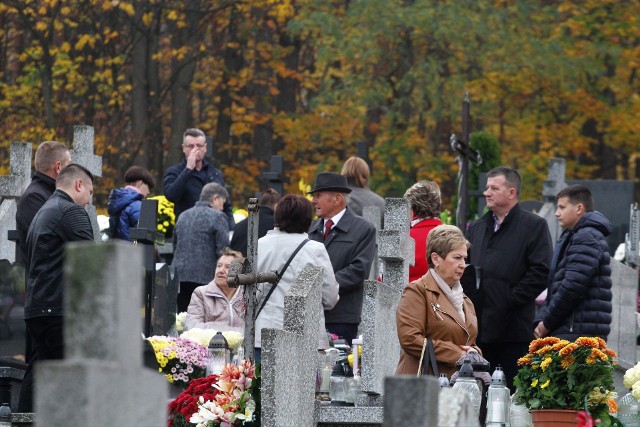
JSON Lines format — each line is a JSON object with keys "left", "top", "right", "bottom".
{"left": 573, "top": 211, "right": 612, "bottom": 237}
{"left": 107, "top": 187, "right": 143, "bottom": 216}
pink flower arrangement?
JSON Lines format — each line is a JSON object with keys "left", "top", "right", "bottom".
{"left": 168, "top": 359, "right": 258, "bottom": 427}
{"left": 147, "top": 336, "right": 208, "bottom": 387}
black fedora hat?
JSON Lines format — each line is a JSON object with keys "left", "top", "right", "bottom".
{"left": 307, "top": 172, "right": 352, "bottom": 194}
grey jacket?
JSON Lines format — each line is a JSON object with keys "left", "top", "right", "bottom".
{"left": 172, "top": 201, "right": 230, "bottom": 284}
{"left": 309, "top": 208, "right": 377, "bottom": 324}
{"left": 346, "top": 181, "right": 385, "bottom": 226}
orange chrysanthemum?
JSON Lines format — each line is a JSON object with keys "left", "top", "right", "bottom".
{"left": 576, "top": 337, "right": 600, "bottom": 348}
{"left": 536, "top": 345, "right": 553, "bottom": 355}
{"left": 559, "top": 343, "right": 578, "bottom": 356}
{"left": 561, "top": 355, "right": 575, "bottom": 369}
{"left": 596, "top": 337, "right": 607, "bottom": 349}
{"left": 529, "top": 337, "right": 559, "bottom": 353}
{"left": 517, "top": 356, "right": 532, "bottom": 366}
{"left": 603, "top": 348, "right": 617, "bottom": 358}
{"left": 590, "top": 348, "right": 608, "bottom": 362}
{"left": 608, "top": 398, "right": 618, "bottom": 413}
{"left": 551, "top": 340, "right": 571, "bottom": 351}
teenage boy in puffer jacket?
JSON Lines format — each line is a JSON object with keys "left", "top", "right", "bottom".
{"left": 534, "top": 184, "right": 613, "bottom": 341}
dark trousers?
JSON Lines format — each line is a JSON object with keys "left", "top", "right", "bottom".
{"left": 177, "top": 281, "right": 204, "bottom": 313}
{"left": 479, "top": 341, "right": 529, "bottom": 393}
{"left": 18, "top": 316, "right": 64, "bottom": 412}
{"left": 325, "top": 323, "right": 359, "bottom": 345}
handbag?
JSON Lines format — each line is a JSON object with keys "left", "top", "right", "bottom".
{"left": 416, "top": 337, "right": 439, "bottom": 377}
{"left": 255, "top": 238, "right": 309, "bottom": 318}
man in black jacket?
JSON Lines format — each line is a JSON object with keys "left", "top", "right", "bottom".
{"left": 466, "top": 166, "right": 552, "bottom": 390}
{"left": 18, "top": 164, "right": 95, "bottom": 411}
{"left": 163, "top": 128, "right": 234, "bottom": 229}
{"left": 15, "top": 141, "right": 71, "bottom": 265}
{"left": 308, "top": 172, "right": 376, "bottom": 344}
{"left": 229, "top": 188, "right": 281, "bottom": 257}
{"left": 534, "top": 185, "right": 612, "bottom": 341}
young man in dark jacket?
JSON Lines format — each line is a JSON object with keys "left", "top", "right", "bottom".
{"left": 107, "top": 166, "right": 155, "bottom": 241}
{"left": 19, "top": 164, "right": 95, "bottom": 411}
{"left": 534, "top": 184, "right": 612, "bottom": 341}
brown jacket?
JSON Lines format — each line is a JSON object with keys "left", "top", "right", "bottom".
{"left": 396, "top": 272, "right": 481, "bottom": 378}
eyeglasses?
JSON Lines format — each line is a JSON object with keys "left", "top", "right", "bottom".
{"left": 184, "top": 143, "right": 206, "bottom": 149}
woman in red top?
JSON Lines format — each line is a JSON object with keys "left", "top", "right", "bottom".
{"left": 405, "top": 180, "right": 443, "bottom": 282}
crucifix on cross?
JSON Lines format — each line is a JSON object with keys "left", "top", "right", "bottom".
{"left": 450, "top": 92, "right": 482, "bottom": 228}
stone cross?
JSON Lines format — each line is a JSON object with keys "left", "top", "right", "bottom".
{"left": 0, "top": 142, "right": 32, "bottom": 262}
{"left": 359, "top": 198, "right": 413, "bottom": 400}
{"left": 260, "top": 156, "right": 284, "bottom": 195}
{"left": 362, "top": 205, "right": 382, "bottom": 280}
{"left": 35, "top": 241, "right": 167, "bottom": 426}
{"left": 451, "top": 93, "right": 482, "bottom": 228}
{"left": 537, "top": 157, "right": 567, "bottom": 243}
{"left": 260, "top": 266, "right": 322, "bottom": 426}
{"left": 69, "top": 125, "right": 103, "bottom": 241}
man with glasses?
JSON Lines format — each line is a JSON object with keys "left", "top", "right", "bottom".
{"left": 163, "top": 128, "right": 234, "bottom": 229}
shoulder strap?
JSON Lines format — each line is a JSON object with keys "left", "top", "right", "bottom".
{"left": 255, "top": 238, "right": 309, "bottom": 319}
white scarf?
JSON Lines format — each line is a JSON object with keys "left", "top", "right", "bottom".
{"left": 430, "top": 268, "right": 465, "bottom": 323}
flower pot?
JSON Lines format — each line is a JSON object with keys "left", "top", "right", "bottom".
{"left": 530, "top": 409, "right": 579, "bottom": 426}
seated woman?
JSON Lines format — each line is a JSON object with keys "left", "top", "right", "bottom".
{"left": 396, "top": 225, "right": 481, "bottom": 377}
{"left": 255, "top": 195, "right": 339, "bottom": 361}
{"left": 185, "top": 247, "right": 245, "bottom": 331}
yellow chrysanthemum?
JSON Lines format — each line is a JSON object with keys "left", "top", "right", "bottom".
{"left": 540, "top": 379, "right": 551, "bottom": 389}
{"left": 531, "top": 379, "right": 539, "bottom": 387}
{"left": 540, "top": 357, "right": 552, "bottom": 371}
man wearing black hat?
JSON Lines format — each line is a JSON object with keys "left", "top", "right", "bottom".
{"left": 308, "top": 172, "right": 377, "bottom": 344}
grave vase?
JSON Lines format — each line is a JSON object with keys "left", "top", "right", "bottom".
{"left": 529, "top": 409, "right": 579, "bottom": 426}
{"left": 618, "top": 392, "right": 640, "bottom": 426}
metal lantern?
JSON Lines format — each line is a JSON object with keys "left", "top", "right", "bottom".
{"left": 207, "top": 332, "right": 230, "bottom": 375}
{"left": 452, "top": 358, "right": 482, "bottom": 418}
{"left": 486, "top": 366, "right": 510, "bottom": 426}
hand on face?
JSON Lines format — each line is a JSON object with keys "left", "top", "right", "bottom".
{"left": 183, "top": 136, "right": 206, "bottom": 170}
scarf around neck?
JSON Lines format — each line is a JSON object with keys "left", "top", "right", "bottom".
{"left": 430, "top": 268, "right": 465, "bottom": 322}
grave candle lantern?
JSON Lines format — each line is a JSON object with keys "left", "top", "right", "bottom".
{"left": 207, "top": 332, "right": 230, "bottom": 375}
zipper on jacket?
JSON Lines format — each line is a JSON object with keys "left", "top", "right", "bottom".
{"left": 430, "top": 302, "right": 444, "bottom": 321}
{"left": 432, "top": 303, "right": 471, "bottom": 346}
{"left": 569, "top": 312, "right": 574, "bottom": 333}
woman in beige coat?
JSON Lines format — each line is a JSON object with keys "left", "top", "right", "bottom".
{"left": 396, "top": 225, "right": 481, "bottom": 378}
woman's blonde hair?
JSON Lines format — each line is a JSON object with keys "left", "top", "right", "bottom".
{"left": 404, "top": 180, "right": 441, "bottom": 219}
{"left": 426, "top": 225, "right": 470, "bottom": 268}
{"left": 341, "top": 156, "right": 370, "bottom": 188}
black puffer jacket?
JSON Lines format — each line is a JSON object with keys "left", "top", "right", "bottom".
{"left": 24, "top": 189, "right": 94, "bottom": 319}
{"left": 535, "top": 211, "right": 613, "bottom": 340}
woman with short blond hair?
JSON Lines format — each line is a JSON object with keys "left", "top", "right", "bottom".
{"left": 396, "top": 225, "right": 481, "bottom": 377}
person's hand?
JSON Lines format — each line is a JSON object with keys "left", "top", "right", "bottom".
{"left": 460, "top": 345, "right": 478, "bottom": 353}
{"left": 533, "top": 321, "right": 549, "bottom": 338}
{"left": 186, "top": 147, "right": 199, "bottom": 170}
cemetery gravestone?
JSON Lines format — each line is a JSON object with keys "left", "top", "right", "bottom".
{"left": 35, "top": 241, "right": 167, "bottom": 427}
{"left": 609, "top": 258, "right": 638, "bottom": 370}
{"left": 260, "top": 266, "right": 322, "bottom": 427}
{"left": 0, "top": 142, "right": 32, "bottom": 263}
{"left": 69, "top": 125, "right": 103, "bottom": 241}
{"left": 360, "top": 198, "right": 412, "bottom": 398}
